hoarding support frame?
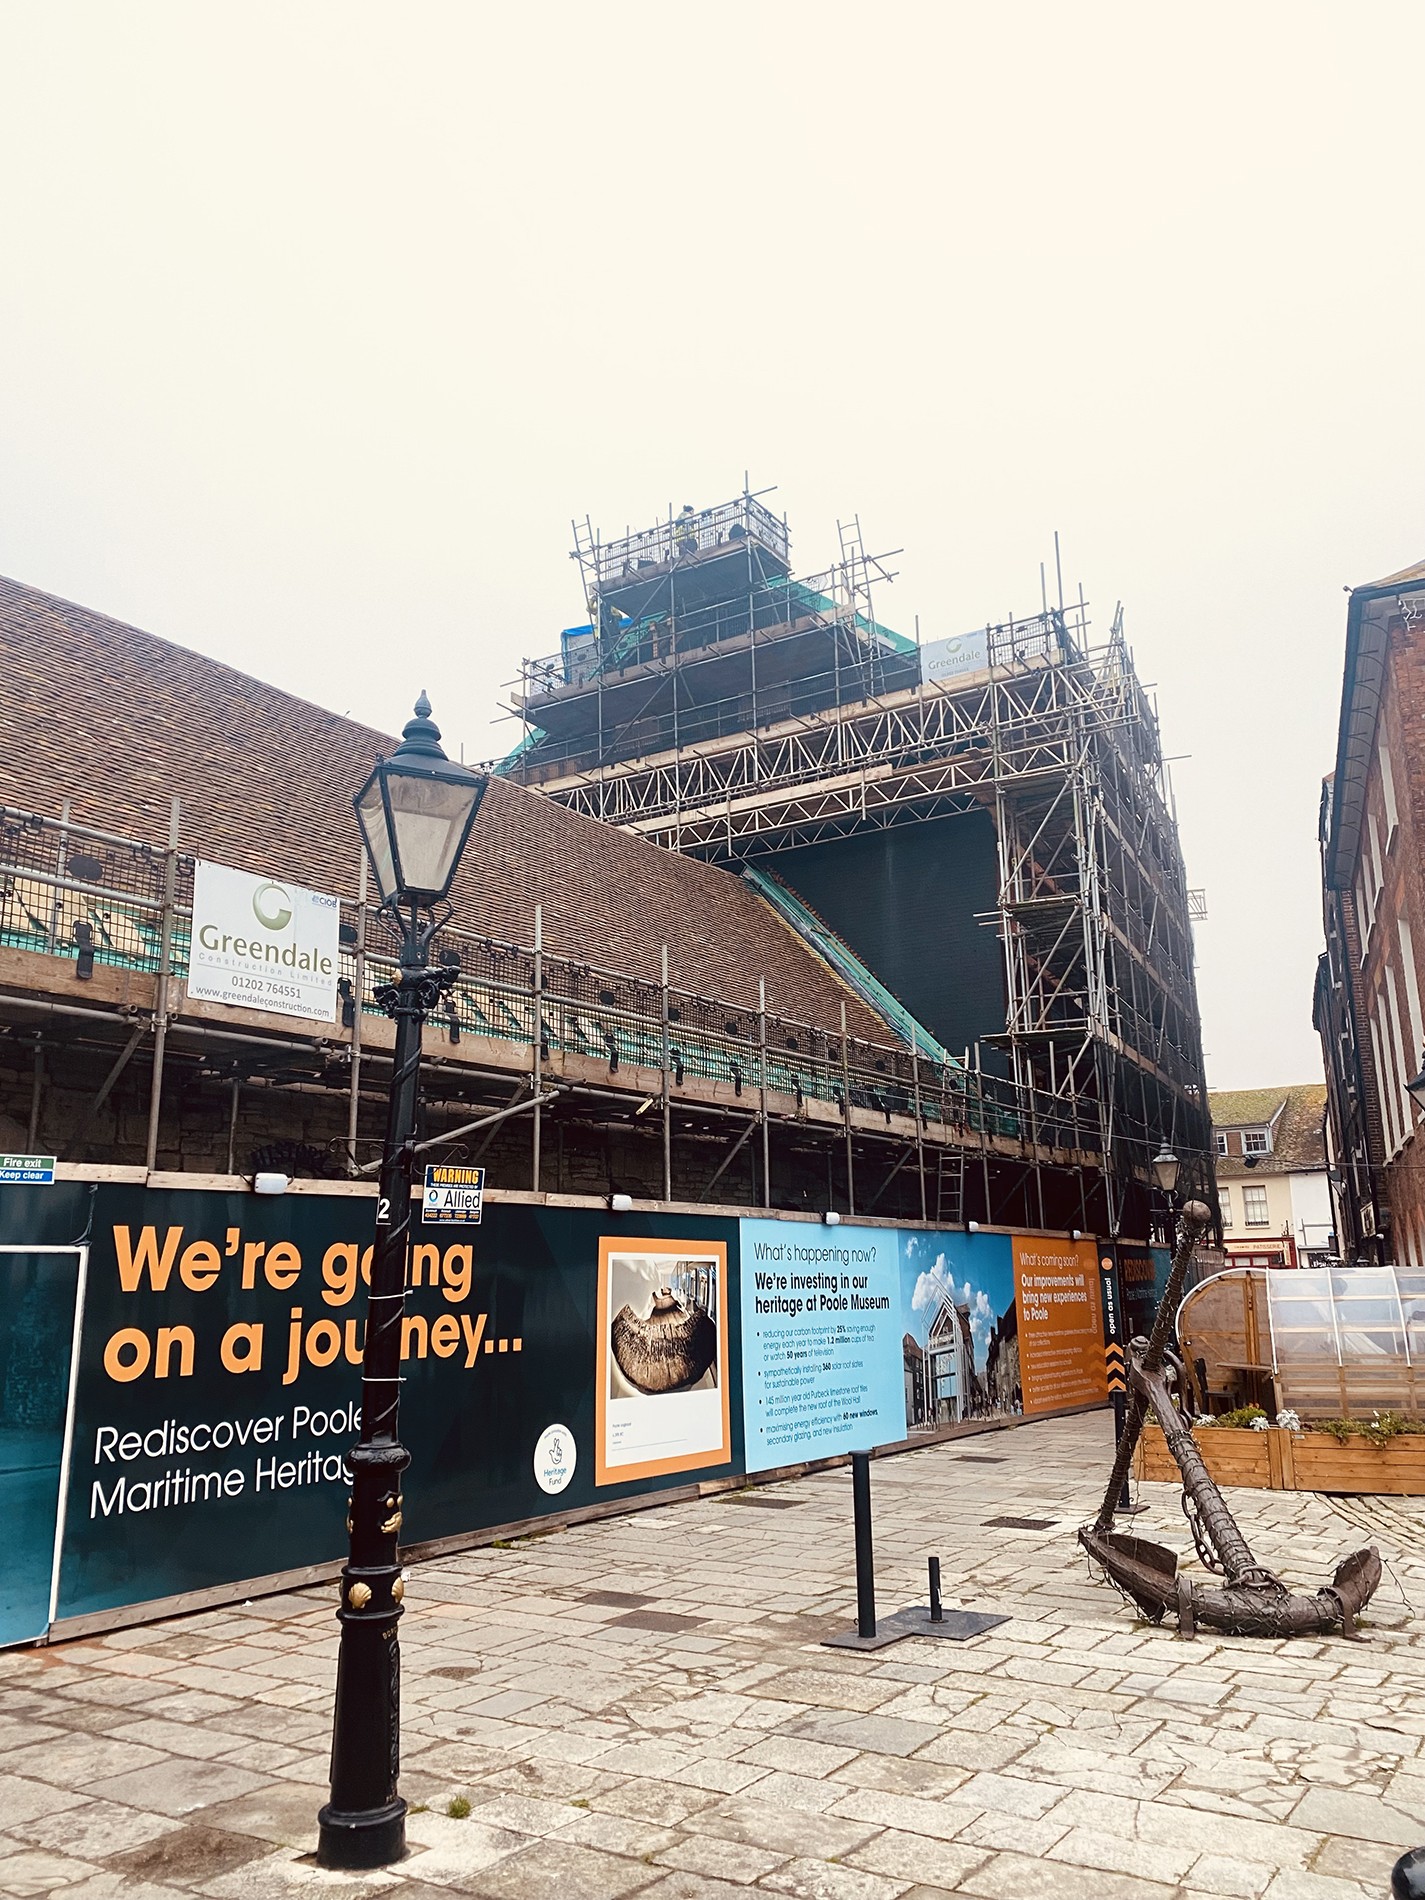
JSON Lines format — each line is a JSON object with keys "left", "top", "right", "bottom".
{"left": 68, "top": 1020, "right": 146, "bottom": 1161}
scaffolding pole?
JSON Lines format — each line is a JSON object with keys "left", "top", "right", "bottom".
{"left": 143, "top": 797, "right": 181, "bottom": 1173}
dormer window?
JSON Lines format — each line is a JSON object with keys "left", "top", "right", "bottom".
{"left": 1243, "top": 1129, "right": 1271, "bottom": 1156}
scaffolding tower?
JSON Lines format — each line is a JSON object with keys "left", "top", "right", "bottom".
{"left": 502, "top": 492, "right": 1213, "bottom": 1236}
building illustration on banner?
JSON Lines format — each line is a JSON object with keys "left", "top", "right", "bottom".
{"left": 899, "top": 1231, "right": 1019, "bottom": 1428}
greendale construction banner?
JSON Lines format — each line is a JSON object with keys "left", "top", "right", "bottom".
{"left": 187, "top": 860, "right": 341, "bottom": 1021}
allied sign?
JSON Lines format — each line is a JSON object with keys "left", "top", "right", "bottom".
{"left": 0, "top": 1155, "right": 56, "bottom": 1184}
{"left": 421, "top": 1164, "right": 485, "bottom": 1225}
{"left": 187, "top": 861, "right": 340, "bottom": 1022}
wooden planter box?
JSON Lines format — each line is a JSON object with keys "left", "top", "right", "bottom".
{"left": 1133, "top": 1422, "right": 1425, "bottom": 1495}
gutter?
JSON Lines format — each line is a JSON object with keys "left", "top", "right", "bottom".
{"left": 1325, "top": 577, "right": 1425, "bottom": 889}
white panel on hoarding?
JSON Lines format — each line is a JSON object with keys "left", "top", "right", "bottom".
{"left": 188, "top": 861, "right": 340, "bottom": 1021}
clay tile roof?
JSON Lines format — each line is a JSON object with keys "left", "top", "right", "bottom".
{"left": 0, "top": 574, "right": 886, "bottom": 1037}
{"left": 1209, "top": 1082, "right": 1327, "bottom": 1177}
{"left": 1361, "top": 556, "right": 1425, "bottom": 591}
{"left": 1209, "top": 1087, "right": 1288, "bottom": 1129}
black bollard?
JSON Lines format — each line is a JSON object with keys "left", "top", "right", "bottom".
{"left": 928, "top": 1556, "right": 943, "bottom": 1623}
{"left": 851, "top": 1451, "right": 876, "bottom": 1639}
{"left": 1394, "top": 1848, "right": 1425, "bottom": 1897}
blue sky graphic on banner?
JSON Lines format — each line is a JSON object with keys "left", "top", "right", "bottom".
{"left": 899, "top": 1230, "right": 1019, "bottom": 1427}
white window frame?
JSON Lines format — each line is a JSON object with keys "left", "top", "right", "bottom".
{"left": 1380, "top": 735, "right": 1400, "bottom": 846}
{"left": 1400, "top": 913, "right": 1425, "bottom": 1100}
{"left": 1218, "top": 1186, "right": 1233, "bottom": 1227}
{"left": 1385, "top": 960, "right": 1414, "bottom": 1145}
{"left": 1242, "top": 1184, "right": 1269, "bottom": 1228}
{"left": 1214, "top": 1132, "right": 1228, "bottom": 1157}
{"left": 1242, "top": 1129, "right": 1270, "bottom": 1156}
{"left": 1374, "top": 998, "right": 1403, "bottom": 1155}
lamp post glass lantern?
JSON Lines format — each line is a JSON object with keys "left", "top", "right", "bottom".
{"left": 354, "top": 692, "right": 486, "bottom": 907}
{"left": 1152, "top": 1147, "right": 1180, "bottom": 1196}
{"left": 1406, "top": 1051, "right": 1425, "bottom": 1116}
{"left": 318, "top": 695, "right": 486, "bottom": 1871}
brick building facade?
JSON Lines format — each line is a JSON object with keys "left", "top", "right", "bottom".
{"left": 1315, "top": 559, "right": 1425, "bottom": 1263}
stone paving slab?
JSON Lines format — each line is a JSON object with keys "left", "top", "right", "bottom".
{"left": 4, "top": 1411, "right": 1425, "bottom": 1896}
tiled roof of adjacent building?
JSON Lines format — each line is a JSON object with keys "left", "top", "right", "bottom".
{"left": 1209, "top": 1082, "right": 1328, "bottom": 1178}
{"left": 1361, "top": 556, "right": 1425, "bottom": 591}
{"left": 0, "top": 573, "right": 887, "bottom": 1037}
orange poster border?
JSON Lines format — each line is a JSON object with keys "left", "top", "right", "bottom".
{"left": 595, "top": 1234, "right": 732, "bottom": 1486}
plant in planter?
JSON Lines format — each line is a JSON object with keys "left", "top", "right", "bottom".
{"left": 1313, "top": 1410, "right": 1425, "bottom": 1446}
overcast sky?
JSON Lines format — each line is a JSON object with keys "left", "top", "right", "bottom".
{"left": 1, "top": 3, "right": 1421, "bottom": 1092}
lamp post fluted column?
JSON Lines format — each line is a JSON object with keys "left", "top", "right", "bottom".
{"left": 318, "top": 915, "right": 456, "bottom": 1870}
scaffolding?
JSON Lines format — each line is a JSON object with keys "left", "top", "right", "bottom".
{"left": 511, "top": 490, "right": 913, "bottom": 783}
{"left": 502, "top": 492, "right": 1214, "bottom": 1236}
{"left": 1, "top": 795, "right": 1122, "bottom": 1231}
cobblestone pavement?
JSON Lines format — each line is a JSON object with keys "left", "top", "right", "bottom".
{"left": 3, "top": 1411, "right": 1425, "bottom": 1899}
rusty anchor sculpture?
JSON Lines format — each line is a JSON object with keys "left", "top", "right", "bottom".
{"left": 1079, "top": 1200, "right": 1382, "bottom": 1637}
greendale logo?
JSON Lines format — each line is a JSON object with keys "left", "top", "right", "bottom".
{"left": 252, "top": 882, "right": 293, "bottom": 931}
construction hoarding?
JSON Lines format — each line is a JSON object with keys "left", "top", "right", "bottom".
{"left": 0, "top": 1181, "right": 1139, "bottom": 1642}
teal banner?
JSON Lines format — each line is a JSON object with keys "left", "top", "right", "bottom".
{"left": 0, "top": 1185, "right": 740, "bottom": 1623}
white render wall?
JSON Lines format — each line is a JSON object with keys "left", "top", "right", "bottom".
{"left": 1289, "top": 1168, "right": 1335, "bottom": 1258}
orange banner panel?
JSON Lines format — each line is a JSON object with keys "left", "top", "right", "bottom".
{"left": 1012, "top": 1236, "right": 1108, "bottom": 1416}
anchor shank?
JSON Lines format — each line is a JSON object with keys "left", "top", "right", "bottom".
{"left": 1137, "top": 1360, "right": 1260, "bottom": 1582}
{"left": 1092, "top": 1204, "right": 1208, "bottom": 1533}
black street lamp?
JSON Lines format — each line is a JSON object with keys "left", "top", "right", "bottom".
{"left": 318, "top": 695, "right": 487, "bottom": 1870}
{"left": 1151, "top": 1147, "right": 1181, "bottom": 1196}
